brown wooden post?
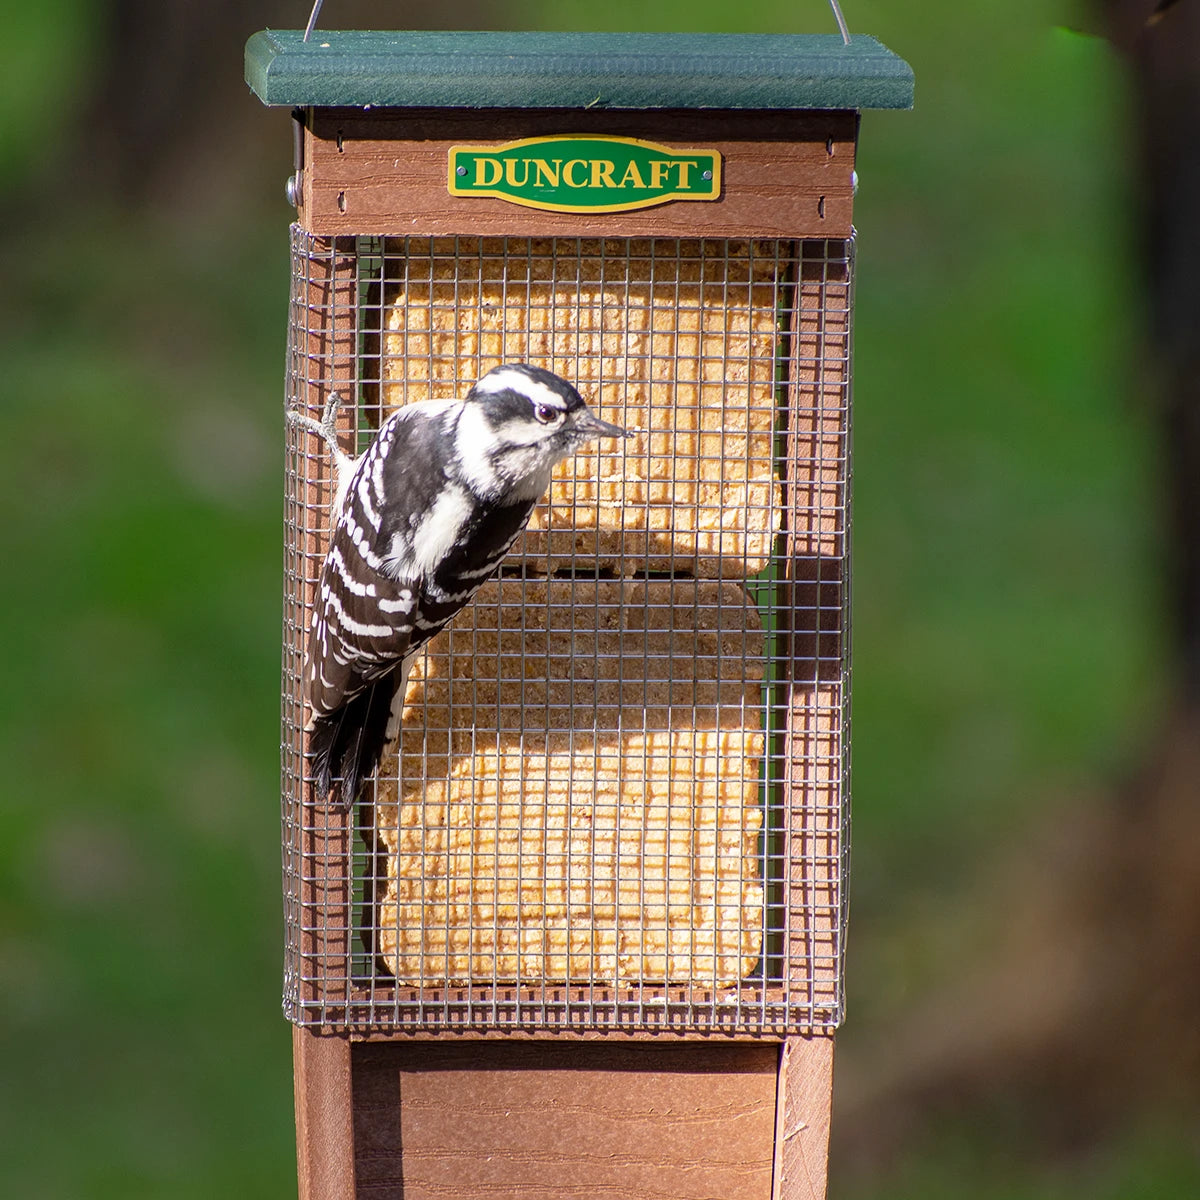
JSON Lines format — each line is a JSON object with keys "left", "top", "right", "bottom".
{"left": 774, "top": 1036, "right": 837, "bottom": 1200}
{"left": 774, "top": 234, "right": 853, "bottom": 1200}
{"left": 287, "top": 231, "right": 360, "bottom": 1197}
{"left": 292, "top": 232, "right": 358, "bottom": 1019}
{"left": 294, "top": 1026, "right": 356, "bottom": 1200}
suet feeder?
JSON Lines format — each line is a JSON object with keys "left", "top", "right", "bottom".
{"left": 246, "top": 27, "right": 911, "bottom": 1200}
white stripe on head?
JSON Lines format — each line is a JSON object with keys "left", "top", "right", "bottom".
{"left": 474, "top": 367, "right": 570, "bottom": 413}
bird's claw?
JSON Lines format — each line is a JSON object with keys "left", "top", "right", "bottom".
{"left": 287, "top": 391, "right": 346, "bottom": 456}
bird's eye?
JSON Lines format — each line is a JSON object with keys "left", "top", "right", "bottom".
{"left": 534, "top": 403, "right": 559, "bottom": 424}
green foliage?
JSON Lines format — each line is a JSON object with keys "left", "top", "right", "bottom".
{"left": 847, "top": 24, "right": 1164, "bottom": 880}
{"left": 840, "top": 1116, "right": 1200, "bottom": 1200}
{"left": 0, "top": 220, "right": 296, "bottom": 1197}
{"left": 0, "top": 1, "right": 100, "bottom": 182}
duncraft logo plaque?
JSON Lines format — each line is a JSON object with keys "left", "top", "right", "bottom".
{"left": 448, "top": 135, "right": 722, "bottom": 214}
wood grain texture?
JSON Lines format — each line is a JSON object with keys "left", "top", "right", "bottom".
{"left": 294, "top": 1027, "right": 356, "bottom": 1200}
{"left": 299, "top": 109, "right": 857, "bottom": 238}
{"left": 351, "top": 1040, "right": 779, "bottom": 1200}
{"left": 773, "top": 1036, "right": 835, "bottom": 1200}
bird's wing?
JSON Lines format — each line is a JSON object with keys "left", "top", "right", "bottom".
{"left": 304, "top": 411, "right": 425, "bottom": 724}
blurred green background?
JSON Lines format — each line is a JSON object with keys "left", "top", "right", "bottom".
{"left": 3, "top": 1, "right": 1197, "bottom": 1197}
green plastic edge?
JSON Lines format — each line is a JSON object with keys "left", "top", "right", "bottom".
{"left": 245, "top": 30, "right": 913, "bottom": 111}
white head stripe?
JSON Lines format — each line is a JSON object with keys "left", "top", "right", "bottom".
{"left": 475, "top": 369, "right": 567, "bottom": 412}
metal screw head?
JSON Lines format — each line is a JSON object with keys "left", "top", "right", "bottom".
{"left": 702, "top": 170, "right": 712, "bottom": 181}
{"left": 456, "top": 165, "right": 467, "bottom": 177}
{"left": 286, "top": 172, "right": 302, "bottom": 208}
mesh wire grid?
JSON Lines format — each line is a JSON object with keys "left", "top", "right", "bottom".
{"left": 282, "top": 229, "right": 853, "bottom": 1035}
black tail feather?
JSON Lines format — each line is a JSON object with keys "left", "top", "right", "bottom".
{"left": 307, "top": 676, "right": 397, "bottom": 807}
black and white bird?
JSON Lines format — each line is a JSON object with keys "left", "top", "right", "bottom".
{"left": 290, "top": 363, "right": 627, "bottom": 806}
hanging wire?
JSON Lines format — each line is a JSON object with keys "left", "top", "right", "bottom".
{"left": 302, "top": 2, "right": 849, "bottom": 45}
{"left": 301, "top": 1, "right": 848, "bottom": 48}
{"left": 827, "top": 0, "right": 851, "bottom": 45}
{"left": 303, "top": 0, "right": 324, "bottom": 42}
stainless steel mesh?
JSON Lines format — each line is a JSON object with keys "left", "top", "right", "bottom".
{"left": 282, "top": 228, "right": 853, "bottom": 1035}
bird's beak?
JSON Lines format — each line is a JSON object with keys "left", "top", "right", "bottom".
{"left": 573, "top": 407, "right": 629, "bottom": 441}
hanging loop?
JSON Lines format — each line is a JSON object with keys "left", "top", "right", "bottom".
{"left": 301, "top": 2, "right": 848, "bottom": 49}
{"left": 827, "top": 0, "right": 851, "bottom": 45}
{"left": 303, "top": 0, "right": 324, "bottom": 43}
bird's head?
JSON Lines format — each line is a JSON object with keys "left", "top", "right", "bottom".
{"left": 455, "top": 363, "right": 628, "bottom": 501}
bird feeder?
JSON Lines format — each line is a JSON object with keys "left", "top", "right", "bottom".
{"left": 246, "top": 28, "right": 912, "bottom": 1200}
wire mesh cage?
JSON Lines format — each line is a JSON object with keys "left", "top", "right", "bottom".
{"left": 282, "top": 230, "right": 853, "bottom": 1036}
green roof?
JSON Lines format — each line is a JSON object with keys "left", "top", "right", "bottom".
{"left": 245, "top": 30, "right": 913, "bottom": 111}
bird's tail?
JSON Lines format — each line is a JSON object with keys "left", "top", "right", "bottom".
{"left": 307, "top": 675, "right": 397, "bottom": 807}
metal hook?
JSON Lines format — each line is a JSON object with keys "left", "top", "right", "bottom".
{"left": 827, "top": 0, "right": 851, "bottom": 45}
{"left": 301, "top": 2, "right": 847, "bottom": 48}
{"left": 303, "top": 0, "right": 324, "bottom": 43}
{"left": 300, "top": 1, "right": 848, "bottom": 48}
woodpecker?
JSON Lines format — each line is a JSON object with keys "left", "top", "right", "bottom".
{"left": 289, "top": 364, "right": 627, "bottom": 806}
